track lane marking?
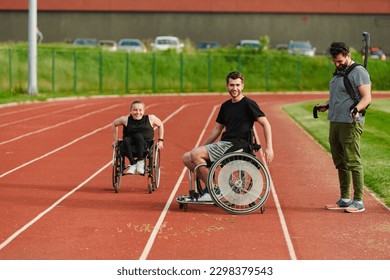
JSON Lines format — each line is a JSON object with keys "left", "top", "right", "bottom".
{"left": 0, "top": 104, "right": 186, "bottom": 251}
{"left": 0, "top": 104, "right": 121, "bottom": 146}
{"left": 0, "top": 103, "right": 93, "bottom": 128}
{"left": 0, "top": 102, "right": 60, "bottom": 117}
{"left": 253, "top": 128, "right": 297, "bottom": 260}
{"left": 139, "top": 105, "right": 219, "bottom": 260}
{"left": 0, "top": 162, "right": 111, "bottom": 251}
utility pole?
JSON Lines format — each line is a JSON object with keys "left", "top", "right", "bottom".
{"left": 28, "top": 0, "right": 38, "bottom": 95}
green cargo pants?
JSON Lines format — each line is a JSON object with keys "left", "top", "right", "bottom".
{"left": 329, "top": 122, "right": 364, "bottom": 201}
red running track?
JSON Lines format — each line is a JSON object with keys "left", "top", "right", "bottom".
{"left": 0, "top": 93, "right": 389, "bottom": 260}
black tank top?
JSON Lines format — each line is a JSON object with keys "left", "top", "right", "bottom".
{"left": 123, "top": 115, "right": 154, "bottom": 143}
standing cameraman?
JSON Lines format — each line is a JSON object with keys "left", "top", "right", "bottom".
{"left": 316, "top": 42, "right": 371, "bottom": 213}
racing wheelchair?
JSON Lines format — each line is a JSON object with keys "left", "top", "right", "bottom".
{"left": 112, "top": 139, "right": 160, "bottom": 194}
{"left": 176, "top": 131, "right": 271, "bottom": 215}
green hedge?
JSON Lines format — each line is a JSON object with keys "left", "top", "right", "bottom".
{"left": 0, "top": 43, "right": 389, "bottom": 103}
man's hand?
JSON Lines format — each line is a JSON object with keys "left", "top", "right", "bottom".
{"left": 313, "top": 104, "right": 329, "bottom": 118}
{"left": 350, "top": 107, "right": 359, "bottom": 119}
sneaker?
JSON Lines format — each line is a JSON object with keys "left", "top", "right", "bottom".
{"left": 325, "top": 198, "right": 353, "bottom": 210}
{"left": 344, "top": 201, "right": 365, "bottom": 213}
{"left": 136, "top": 160, "right": 145, "bottom": 175}
{"left": 126, "top": 164, "right": 137, "bottom": 175}
{"left": 197, "top": 192, "right": 213, "bottom": 202}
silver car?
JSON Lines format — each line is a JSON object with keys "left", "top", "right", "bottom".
{"left": 151, "top": 36, "right": 184, "bottom": 52}
{"left": 288, "top": 41, "right": 316, "bottom": 57}
{"left": 118, "top": 39, "right": 147, "bottom": 53}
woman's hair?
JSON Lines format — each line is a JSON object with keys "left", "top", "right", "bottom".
{"left": 329, "top": 42, "right": 349, "bottom": 57}
{"left": 130, "top": 100, "right": 144, "bottom": 110}
{"left": 226, "top": 71, "right": 244, "bottom": 84}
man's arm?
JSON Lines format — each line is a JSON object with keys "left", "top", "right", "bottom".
{"left": 257, "top": 116, "right": 274, "bottom": 164}
{"left": 356, "top": 84, "right": 372, "bottom": 112}
{"left": 202, "top": 123, "right": 225, "bottom": 145}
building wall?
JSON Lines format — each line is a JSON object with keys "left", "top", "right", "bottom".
{"left": 1, "top": 11, "right": 389, "bottom": 54}
{"left": 1, "top": 0, "right": 389, "bottom": 14}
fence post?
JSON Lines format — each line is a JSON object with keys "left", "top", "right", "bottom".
{"left": 152, "top": 53, "right": 156, "bottom": 93}
{"left": 99, "top": 51, "right": 103, "bottom": 94}
{"left": 51, "top": 49, "right": 55, "bottom": 95}
{"left": 180, "top": 53, "right": 184, "bottom": 93}
{"left": 73, "top": 50, "right": 77, "bottom": 94}
{"left": 265, "top": 56, "right": 270, "bottom": 91}
{"left": 8, "top": 48, "right": 13, "bottom": 92}
{"left": 125, "top": 52, "right": 129, "bottom": 93}
{"left": 237, "top": 55, "right": 242, "bottom": 72}
{"left": 296, "top": 58, "right": 302, "bottom": 89}
{"left": 208, "top": 54, "right": 212, "bottom": 92}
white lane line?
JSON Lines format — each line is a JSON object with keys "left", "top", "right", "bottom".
{"left": 0, "top": 104, "right": 187, "bottom": 251}
{"left": 0, "top": 103, "right": 92, "bottom": 128}
{"left": 253, "top": 128, "right": 297, "bottom": 260}
{"left": 0, "top": 125, "right": 110, "bottom": 179}
{"left": 0, "top": 162, "right": 112, "bottom": 251}
{"left": 139, "top": 105, "right": 219, "bottom": 260}
{"left": 0, "top": 103, "right": 156, "bottom": 178}
{"left": 0, "top": 104, "right": 120, "bottom": 146}
{"left": 0, "top": 102, "right": 60, "bottom": 117}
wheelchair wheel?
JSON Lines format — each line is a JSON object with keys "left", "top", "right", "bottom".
{"left": 207, "top": 152, "right": 271, "bottom": 215}
{"left": 151, "top": 144, "right": 161, "bottom": 190}
{"left": 112, "top": 144, "right": 123, "bottom": 193}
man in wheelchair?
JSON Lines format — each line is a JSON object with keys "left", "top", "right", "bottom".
{"left": 112, "top": 100, "right": 164, "bottom": 175}
{"left": 182, "top": 71, "right": 274, "bottom": 202}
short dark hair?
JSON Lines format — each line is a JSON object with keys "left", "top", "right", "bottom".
{"left": 329, "top": 42, "right": 349, "bottom": 57}
{"left": 226, "top": 71, "right": 244, "bottom": 84}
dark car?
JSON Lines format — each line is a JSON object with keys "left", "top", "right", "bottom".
{"left": 73, "top": 38, "right": 97, "bottom": 47}
{"left": 196, "top": 41, "right": 220, "bottom": 50}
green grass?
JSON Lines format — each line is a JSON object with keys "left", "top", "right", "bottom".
{"left": 1, "top": 42, "right": 390, "bottom": 104}
{"left": 283, "top": 98, "right": 390, "bottom": 207}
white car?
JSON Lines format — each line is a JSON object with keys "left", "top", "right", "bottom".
{"left": 118, "top": 39, "right": 147, "bottom": 53}
{"left": 151, "top": 36, "right": 184, "bottom": 52}
{"left": 287, "top": 41, "right": 316, "bottom": 57}
{"left": 236, "top": 40, "right": 260, "bottom": 50}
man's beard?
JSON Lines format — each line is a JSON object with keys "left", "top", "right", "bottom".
{"left": 229, "top": 90, "right": 241, "bottom": 98}
{"left": 337, "top": 64, "right": 348, "bottom": 71}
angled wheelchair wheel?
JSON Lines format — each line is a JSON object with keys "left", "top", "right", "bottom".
{"left": 112, "top": 144, "right": 123, "bottom": 193}
{"left": 151, "top": 144, "right": 161, "bottom": 190}
{"left": 207, "top": 152, "right": 271, "bottom": 215}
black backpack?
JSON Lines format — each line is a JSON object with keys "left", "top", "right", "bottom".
{"left": 334, "top": 63, "right": 369, "bottom": 115}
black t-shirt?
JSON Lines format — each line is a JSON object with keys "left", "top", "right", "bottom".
{"left": 216, "top": 96, "right": 265, "bottom": 142}
{"left": 123, "top": 115, "right": 154, "bottom": 143}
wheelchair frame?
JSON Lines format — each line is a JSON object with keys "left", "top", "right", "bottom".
{"left": 177, "top": 133, "right": 271, "bottom": 215}
{"left": 112, "top": 139, "right": 161, "bottom": 194}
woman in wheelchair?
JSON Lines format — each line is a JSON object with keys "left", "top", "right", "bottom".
{"left": 182, "top": 71, "right": 274, "bottom": 202}
{"left": 111, "top": 100, "right": 164, "bottom": 175}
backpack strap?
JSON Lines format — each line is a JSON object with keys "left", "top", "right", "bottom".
{"left": 333, "top": 63, "right": 369, "bottom": 115}
{"left": 343, "top": 63, "right": 361, "bottom": 103}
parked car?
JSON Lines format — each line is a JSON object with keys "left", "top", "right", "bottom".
{"left": 151, "top": 36, "right": 184, "bottom": 52}
{"left": 118, "top": 38, "right": 147, "bottom": 53}
{"left": 196, "top": 41, "right": 220, "bottom": 50}
{"left": 276, "top": 44, "right": 288, "bottom": 51}
{"left": 236, "top": 40, "right": 260, "bottom": 50}
{"left": 287, "top": 41, "right": 316, "bottom": 57}
{"left": 362, "top": 47, "right": 386, "bottom": 61}
{"left": 73, "top": 38, "right": 97, "bottom": 47}
{"left": 99, "top": 40, "right": 117, "bottom": 51}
